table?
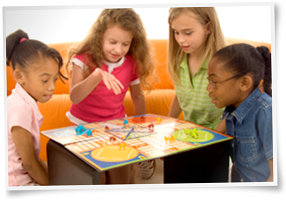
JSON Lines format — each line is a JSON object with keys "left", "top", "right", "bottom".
{"left": 43, "top": 114, "right": 232, "bottom": 185}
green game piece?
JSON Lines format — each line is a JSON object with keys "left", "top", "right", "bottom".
{"left": 173, "top": 128, "right": 214, "bottom": 142}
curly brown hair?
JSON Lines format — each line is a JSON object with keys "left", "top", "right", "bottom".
{"left": 67, "top": 8, "right": 154, "bottom": 88}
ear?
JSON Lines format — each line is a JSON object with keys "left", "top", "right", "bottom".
{"left": 205, "top": 22, "right": 212, "bottom": 35}
{"left": 239, "top": 75, "right": 253, "bottom": 92}
{"left": 13, "top": 69, "right": 25, "bottom": 85}
{"left": 258, "top": 79, "right": 265, "bottom": 93}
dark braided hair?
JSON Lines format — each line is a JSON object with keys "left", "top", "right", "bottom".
{"left": 6, "top": 29, "right": 67, "bottom": 81}
{"left": 212, "top": 43, "right": 272, "bottom": 96}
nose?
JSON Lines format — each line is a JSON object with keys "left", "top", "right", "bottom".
{"left": 176, "top": 33, "right": 185, "bottom": 44}
{"left": 206, "top": 82, "right": 212, "bottom": 92}
{"left": 48, "top": 80, "right": 56, "bottom": 91}
{"left": 114, "top": 44, "right": 123, "bottom": 54}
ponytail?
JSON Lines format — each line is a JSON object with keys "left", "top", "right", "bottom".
{"left": 6, "top": 29, "right": 67, "bottom": 81}
{"left": 6, "top": 29, "right": 29, "bottom": 67}
{"left": 256, "top": 46, "right": 272, "bottom": 96}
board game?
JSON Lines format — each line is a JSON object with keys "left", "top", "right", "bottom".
{"left": 41, "top": 114, "right": 233, "bottom": 171}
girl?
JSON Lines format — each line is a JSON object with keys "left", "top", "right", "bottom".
{"left": 168, "top": 7, "right": 225, "bottom": 130}
{"left": 7, "top": 29, "right": 65, "bottom": 186}
{"left": 65, "top": 9, "right": 154, "bottom": 183}
{"left": 207, "top": 43, "right": 273, "bottom": 182}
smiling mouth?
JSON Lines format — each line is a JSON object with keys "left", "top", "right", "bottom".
{"left": 111, "top": 53, "right": 120, "bottom": 58}
{"left": 181, "top": 45, "right": 190, "bottom": 50}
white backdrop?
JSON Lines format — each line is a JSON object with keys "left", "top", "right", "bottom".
{"left": 3, "top": 5, "right": 272, "bottom": 44}
{"left": 2, "top": 0, "right": 286, "bottom": 201}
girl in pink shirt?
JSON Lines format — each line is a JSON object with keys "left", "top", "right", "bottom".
{"left": 6, "top": 29, "right": 65, "bottom": 186}
{"left": 66, "top": 9, "right": 155, "bottom": 184}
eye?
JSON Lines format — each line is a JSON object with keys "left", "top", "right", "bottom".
{"left": 123, "top": 42, "right": 130, "bottom": 47}
{"left": 173, "top": 30, "right": 179, "bottom": 35}
{"left": 42, "top": 80, "right": 48, "bottom": 84}
{"left": 109, "top": 40, "right": 116, "bottom": 44}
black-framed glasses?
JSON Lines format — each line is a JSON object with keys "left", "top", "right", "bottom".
{"left": 207, "top": 75, "right": 240, "bottom": 89}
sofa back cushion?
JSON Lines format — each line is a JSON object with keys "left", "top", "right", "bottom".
{"left": 6, "top": 38, "right": 271, "bottom": 96}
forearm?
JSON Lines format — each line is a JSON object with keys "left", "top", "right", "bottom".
{"left": 168, "top": 95, "right": 182, "bottom": 118}
{"left": 266, "top": 158, "right": 273, "bottom": 182}
{"left": 132, "top": 93, "right": 146, "bottom": 115}
{"left": 215, "top": 118, "right": 226, "bottom": 133}
{"left": 130, "top": 84, "right": 146, "bottom": 115}
{"left": 70, "top": 69, "right": 102, "bottom": 104}
{"left": 23, "top": 158, "right": 49, "bottom": 185}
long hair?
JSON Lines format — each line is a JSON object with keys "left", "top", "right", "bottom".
{"left": 67, "top": 8, "right": 154, "bottom": 88}
{"left": 168, "top": 7, "right": 225, "bottom": 82}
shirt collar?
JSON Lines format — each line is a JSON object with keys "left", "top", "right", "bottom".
{"left": 180, "top": 55, "right": 208, "bottom": 72}
{"left": 103, "top": 56, "right": 125, "bottom": 73}
{"left": 223, "top": 87, "right": 262, "bottom": 124}
{"left": 14, "top": 83, "right": 43, "bottom": 121}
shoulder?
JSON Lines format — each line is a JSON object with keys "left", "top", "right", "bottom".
{"left": 257, "top": 93, "right": 272, "bottom": 110}
{"left": 73, "top": 52, "right": 88, "bottom": 61}
{"left": 7, "top": 94, "right": 33, "bottom": 117}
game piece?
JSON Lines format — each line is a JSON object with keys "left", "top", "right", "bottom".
{"left": 109, "top": 136, "right": 116, "bottom": 142}
{"left": 184, "top": 129, "right": 191, "bottom": 135}
{"left": 156, "top": 117, "right": 162, "bottom": 123}
{"left": 148, "top": 123, "right": 154, "bottom": 132}
{"left": 85, "top": 129, "right": 92, "bottom": 137}
{"left": 170, "top": 135, "right": 175, "bottom": 143}
{"left": 119, "top": 142, "right": 127, "bottom": 150}
{"left": 123, "top": 119, "right": 129, "bottom": 128}
{"left": 75, "top": 125, "right": 86, "bottom": 135}
{"left": 105, "top": 125, "right": 110, "bottom": 130}
{"left": 191, "top": 128, "right": 199, "bottom": 139}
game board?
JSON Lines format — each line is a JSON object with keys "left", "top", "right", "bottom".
{"left": 41, "top": 114, "right": 233, "bottom": 171}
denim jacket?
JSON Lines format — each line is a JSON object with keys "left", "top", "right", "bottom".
{"left": 223, "top": 87, "right": 273, "bottom": 182}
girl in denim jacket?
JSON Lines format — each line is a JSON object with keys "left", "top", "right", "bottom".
{"left": 207, "top": 43, "right": 273, "bottom": 182}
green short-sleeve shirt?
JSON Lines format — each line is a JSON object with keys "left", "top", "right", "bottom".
{"left": 174, "top": 56, "right": 224, "bottom": 130}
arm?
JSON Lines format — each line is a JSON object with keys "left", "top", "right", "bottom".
{"left": 11, "top": 126, "right": 49, "bottom": 185}
{"left": 215, "top": 118, "right": 226, "bottom": 133}
{"left": 70, "top": 64, "right": 124, "bottom": 104}
{"left": 266, "top": 158, "right": 273, "bottom": 182}
{"left": 168, "top": 95, "right": 182, "bottom": 118}
{"left": 129, "top": 84, "right": 146, "bottom": 115}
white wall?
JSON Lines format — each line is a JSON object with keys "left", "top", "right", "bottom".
{"left": 3, "top": 5, "right": 272, "bottom": 44}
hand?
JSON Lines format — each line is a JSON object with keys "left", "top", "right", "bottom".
{"left": 93, "top": 68, "right": 124, "bottom": 95}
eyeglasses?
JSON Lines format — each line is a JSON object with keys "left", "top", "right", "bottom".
{"left": 207, "top": 75, "right": 240, "bottom": 89}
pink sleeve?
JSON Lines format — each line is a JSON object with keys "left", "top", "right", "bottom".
{"left": 8, "top": 105, "right": 32, "bottom": 134}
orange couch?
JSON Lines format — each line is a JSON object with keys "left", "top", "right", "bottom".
{"left": 6, "top": 38, "right": 271, "bottom": 162}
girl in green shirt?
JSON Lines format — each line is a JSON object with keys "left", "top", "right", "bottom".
{"left": 168, "top": 7, "right": 226, "bottom": 130}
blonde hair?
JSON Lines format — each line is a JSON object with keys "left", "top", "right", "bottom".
{"left": 67, "top": 8, "right": 154, "bottom": 88}
{"left": 168, "top": 7, "right": 226, "bottom": 82}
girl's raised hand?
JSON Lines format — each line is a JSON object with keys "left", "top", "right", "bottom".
{"left": 95, "top": 68, "right": 124, "bottom": 94}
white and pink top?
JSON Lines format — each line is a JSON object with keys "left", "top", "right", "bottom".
{"left": 67, "top": 53, "right": 140, "bottom": 124}
{"left": 7, "top": 83, "right": 43, "bottom": 186}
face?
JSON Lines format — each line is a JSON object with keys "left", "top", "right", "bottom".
{"left": 171, "top": 12, "right": 210, "bottom": 55}
{"left": 207, "top": 57, "right": 245, "bottom": 108}
{"left": 17, "top": 56, "right": 59, "bottom": 103}
{"left": 102, "top": 25, "right": 133, "bottom": 63}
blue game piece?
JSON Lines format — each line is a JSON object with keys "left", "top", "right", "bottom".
{"left": 75, "top": 125, "right": 86, "bottom": 135}
{"left": 85, "top": 129, "right": 92, "bottom": 136}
